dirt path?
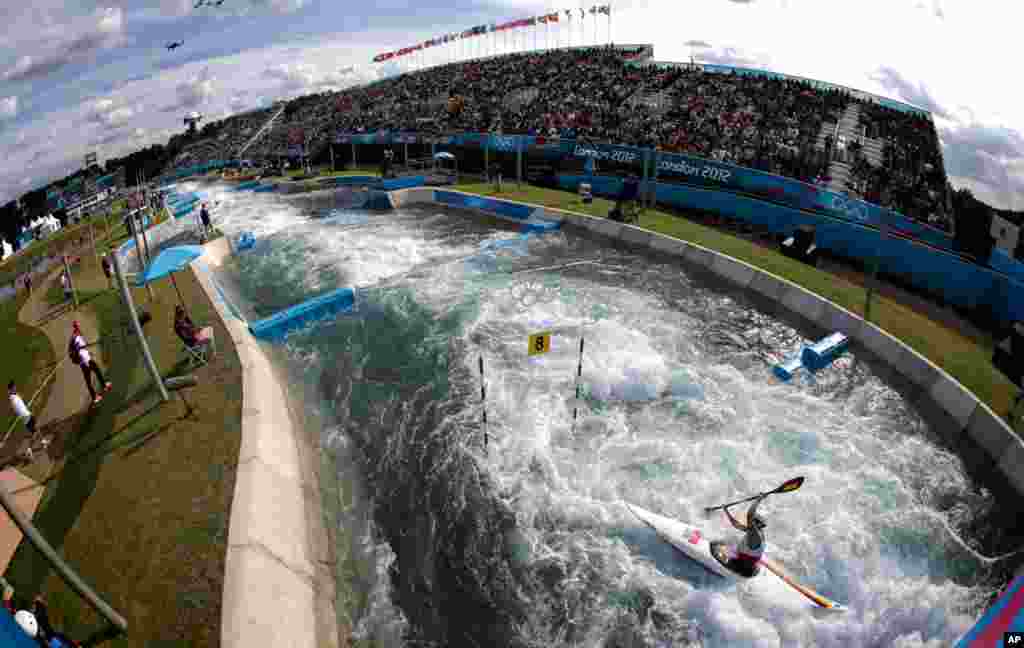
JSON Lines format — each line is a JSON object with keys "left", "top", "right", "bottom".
{"left": 18, "top": 269, "right": 102, "bottom": 431}
{"left": 0, "top": 267, "right": 104, "bottom": 572}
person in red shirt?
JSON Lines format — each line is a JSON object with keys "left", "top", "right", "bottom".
{"left": 67, "top": 321, "right": 111, "bottom": 405}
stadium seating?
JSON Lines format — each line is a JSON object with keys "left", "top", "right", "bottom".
{"left": 165, "top": 45, "right": 951, "bottom": 230}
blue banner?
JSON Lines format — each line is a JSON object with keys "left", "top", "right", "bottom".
{"left": 326, "top": 130, "right": 954, "bottom": 251}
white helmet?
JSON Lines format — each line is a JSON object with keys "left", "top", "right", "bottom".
{"left": 14, "top": 609, "right": 38, "bottom": 637}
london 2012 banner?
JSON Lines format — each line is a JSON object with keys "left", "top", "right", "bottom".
{"left": 327, "top": 130, "right": 953, "bottom": 250}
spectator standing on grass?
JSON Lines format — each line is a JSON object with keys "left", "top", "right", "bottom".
{"left": 60, "top": 270, "right": 72, "bottom": 303}
{"left": 8, "top": 381, "right": 46, "bottom": 460}
{"left": 100, "top": 253, "right": 112, "bottom": 288}
{"left": 199, "top": 203, "right": 212, "bottom": 239}
{"left": 23, "top": 273, "right": 31, "bottom": 295}
{"left": 68, "top": 320, "right": 111, "bottom": 405}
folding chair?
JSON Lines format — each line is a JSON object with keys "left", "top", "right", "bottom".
{"left": 182, "top": 328, "right": 216, "bottom": 369}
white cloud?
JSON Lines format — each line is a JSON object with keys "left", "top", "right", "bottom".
{"left": 87, "top": 97, "right": 135, "bottom": 127}
{"left": 0, "top": 96, "right": 16, "bottom": 119}
{"left": 2, "top": 7, "right": 125, "bottom": 82}
{"left": 2, "top": 0, "right": 1023, "bottom": 210}
{"left": 168, "top": 67, "right": 217, "bottom": 111}
{"left": 264, "top": 62, "right": 319, "bottom": 89}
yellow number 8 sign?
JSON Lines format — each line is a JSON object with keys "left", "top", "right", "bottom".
{"left": 528, "top": 331, "right": 552, "bottom": 356}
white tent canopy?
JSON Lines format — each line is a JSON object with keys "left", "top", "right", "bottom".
{"left": 1, "top": 239, "right": 12, "bottom": 260}
{"left": 27, "top": 214, "right": 61, "bottom": 236}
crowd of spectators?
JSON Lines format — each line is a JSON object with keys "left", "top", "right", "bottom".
{"left": 847, "top": 102, "right": 950, "bottom": 226}
{"left": 169, "top": 45, "right": 949, "bottom": 227}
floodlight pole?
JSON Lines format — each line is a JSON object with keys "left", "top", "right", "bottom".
{"left": 111, "top": 252, "right": 169, "bottom": 402}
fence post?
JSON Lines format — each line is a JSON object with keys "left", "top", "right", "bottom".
{"left": 62, "top": 255, "right": 79, "bottom": 310}
{"left": 111, "top": 253, "right": 169, "bottom": 402}
{"left": 650, "top": 147, "right": 660, "bottom": 210}
{"left": 484, "top": 134, "right": 490, "bottom": 185}
{"left": 865, "top": 214, "right": 888, "bottom": 322}
{"left": 516, "top": 142, "right": 523, "bottom": 188}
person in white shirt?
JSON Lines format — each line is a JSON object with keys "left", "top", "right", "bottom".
{"left": 67, "top": 321, "right": 112, "bottom": 405}
{"left": 7, "top": 381, "right": 36, "bottom": 436}
{"left": 8, "top": 380, "right": 45, "bottom": 459}
{"left": 60, "top": 270, "right": 72, "bottom": 302}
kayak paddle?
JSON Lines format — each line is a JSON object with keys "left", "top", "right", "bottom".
{"left": 703, "top": 476, "right": 805, "bottom": 515}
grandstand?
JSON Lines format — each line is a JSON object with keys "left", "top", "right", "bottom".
{"left": 165, "top": 44, "right": 951, "bottom": 229}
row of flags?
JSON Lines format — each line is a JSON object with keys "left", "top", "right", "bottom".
{"left": 372, "top": 5, "right": 612, "bottom": 63}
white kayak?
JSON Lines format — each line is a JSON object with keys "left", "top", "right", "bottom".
{"left": 626, "top": 502, "right": 846, "bottom": 613}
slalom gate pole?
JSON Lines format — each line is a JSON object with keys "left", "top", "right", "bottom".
{"left": 479, "top": 355, "right": 488, "bottom": 450}
{"left": 570, "top": 337, "right": 585, "bottom": 436}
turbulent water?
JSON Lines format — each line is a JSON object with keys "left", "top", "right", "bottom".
{"left": 194, "top": 181, "right": 1009, "bottom": 648}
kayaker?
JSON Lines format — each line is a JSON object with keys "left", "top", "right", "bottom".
{"left": 723, "top": 494, "right": 767, "bottom": 577}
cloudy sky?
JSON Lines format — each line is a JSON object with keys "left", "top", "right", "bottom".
{"left": 0, "top": 0, "right": 1021, "bottom": 209}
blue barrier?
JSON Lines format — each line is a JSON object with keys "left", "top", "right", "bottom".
{"left": 320, "top": 175, "right": 378, "bottom": 187}
{"left": 249, "top": 286, "right": 356, "bottom": 341}
{"left": 170, "top": 196, "right": 199, "bottom": 209}
{"left": 365, "top": 192, "right": 394, "bottom": 210}
{"left": 253, "top": 184, "right": 277, "bottom": 193}
{"left": 990, "top": 248, "right": 1024, "bottom": 284}
{"left": 553, "top": 174, "right": 1024, "bottom": 327}
{"left": 233, "top": 180, "right": 262, "bottom": 191}
{"left": 331, "top": 131, "right": 954, "bottom": 251}
{"left": 435, "top": 190, "right": 535, "bottom": 221}
{"left": 378, "top": 175, "right": 425, "bottom": 191}
{"left": 522, "top": 220, "right": 561, "bottom": 234}
{"left": 173, "top": 202, "right": 198, "bottom": 218}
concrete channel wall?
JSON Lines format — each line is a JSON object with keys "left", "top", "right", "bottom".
{"left": 190, "top": 238, "right": 338, "bottom": 648}
{"left": 180, "top": 183, "right": 1023, "bottom": 646}
{"left": 388, "top": 187, "right": 1024, "bottom": 498}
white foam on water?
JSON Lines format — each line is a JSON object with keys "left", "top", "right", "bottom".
{"left": 463, "top": 270, "right": 984, "bottom": 647}
{"left": 218, "top": 193, "right": 992, "bottom": 647}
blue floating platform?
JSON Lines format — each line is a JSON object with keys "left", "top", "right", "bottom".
{"left": 772, "top": 356, "right": 803, "bottom": 382}
{"left": 773, "top": 332, "right": 849, "bottom": 381}
{"left": 253, "top": 184, "right": 276, "bottom": 193}
{"left": 249, "top": 286, "right": 357, "bottom": 342}
{"left": 801, "top": 332, "right": 849, "bottom": 372}
{"left": 233, "top": 180, "right": 262, "bottom": 191}
{"left": 236, "top": 232, "right": 256, "bottom": 251}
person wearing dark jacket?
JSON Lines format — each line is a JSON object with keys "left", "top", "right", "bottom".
{"left": 174, "top": 305, "right": 213, "bottom": 349}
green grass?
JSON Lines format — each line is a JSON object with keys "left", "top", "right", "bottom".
{"left": 4, "top": 254, "right": 243, "bottom": 647}
{"left": 0, "top": 215, "right": 117, "bottom": 288}
{"left": 0, "top": 293, "right": 57, "bottom": 438}
{"left": 455, "top": 181, "right": 1021, "bottom": 425}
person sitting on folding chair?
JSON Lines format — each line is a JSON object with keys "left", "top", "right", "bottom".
{"left": 174, "top": 305, "right": 214, "bottom": 365}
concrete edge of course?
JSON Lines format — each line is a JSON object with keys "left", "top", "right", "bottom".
{"left": 387, "top": 187, "right": 1024, "bottom": 499}
{"left": 188, "top": 238, "right": 339, "bottom": 648}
